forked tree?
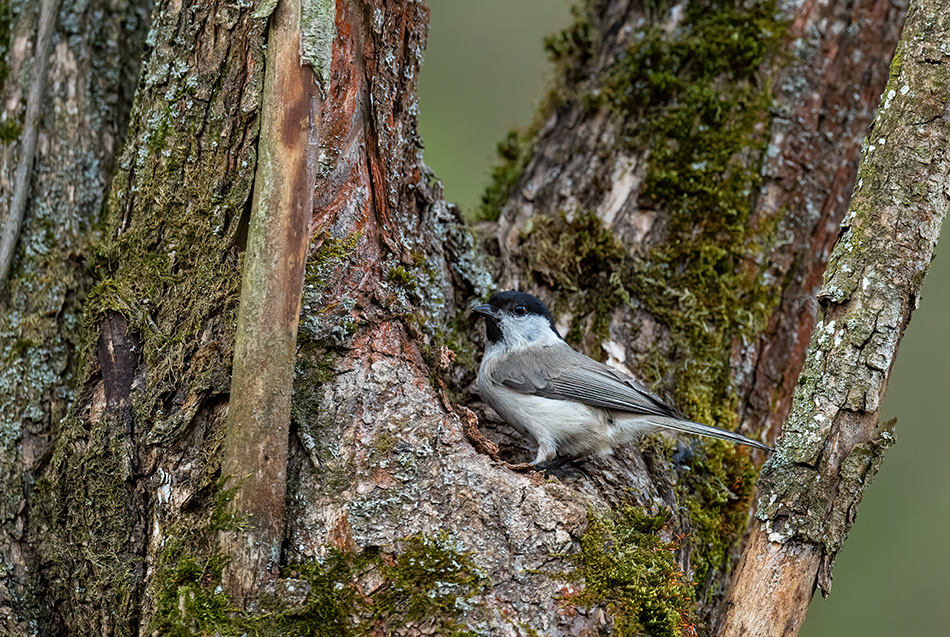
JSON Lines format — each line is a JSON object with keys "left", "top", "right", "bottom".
{"left": 0, "top": 0, "right": 944, "bottom": 635}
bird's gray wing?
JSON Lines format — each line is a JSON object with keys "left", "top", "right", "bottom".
{"left": 496, "top": 344, "right": 678, "bottom": 418}
{"left": 496, "top": 344, "right": 773, "bottom": 451}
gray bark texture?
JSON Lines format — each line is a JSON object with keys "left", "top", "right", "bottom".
{"left": 0, "top": 0, "right": 926, "bottom": 635}
{"left": 0, "top": 0, "right": 149, "bottom": 632}
{"left": 714, "top": 0, "right": 950, "bottom": 633}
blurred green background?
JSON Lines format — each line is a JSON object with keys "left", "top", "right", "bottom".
{"left": 417, "top": 1, "right": 949, "bottom": 635}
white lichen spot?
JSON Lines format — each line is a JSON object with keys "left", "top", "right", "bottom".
{"left": 881, "top": 88, "right": 897, "bottom": 111}
{"left": 900, "top": 84, "right": 910, "bottom": 95}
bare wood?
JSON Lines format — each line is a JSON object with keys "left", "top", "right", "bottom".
{"left": 0, "top": 0, "right": 58, "bottom": 292}
{"left": 713, "top": 0, "right": 950, "bottom": 632}
{"left": 219, "top": 0, "right": 319, "bottom": 607}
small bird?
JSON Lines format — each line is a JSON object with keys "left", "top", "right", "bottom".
{"left": 473, "top": 290, "right": 771, "bottom": 466}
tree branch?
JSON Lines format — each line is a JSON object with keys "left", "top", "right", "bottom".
{"left": 713, "top": 0, "right": 950, "bottom": 631}
{"left": 219, "top": 0, "right": 320, "bottom": 607}
{"left": 0, "top": 0, "right": 58, "bottom": 293}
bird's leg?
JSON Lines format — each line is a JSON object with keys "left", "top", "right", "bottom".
{"left": 533, "top": 438, "right": 558, "bottom": 465}
{"left": 533, "top": 455, "right": 570, "bottom": 471}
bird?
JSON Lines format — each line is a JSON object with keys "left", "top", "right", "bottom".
{"left": 472, "top": 290, "right": 772, "bottom": 467}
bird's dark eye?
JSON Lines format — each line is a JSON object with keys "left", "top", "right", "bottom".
{"left": 514, "top": 305, "right": 527, "bottom": 316}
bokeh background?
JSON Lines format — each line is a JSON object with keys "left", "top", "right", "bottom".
{"left": 417, "top": 1, "right": 949, "bottom": 635}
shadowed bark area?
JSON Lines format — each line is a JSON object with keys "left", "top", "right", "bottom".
{"left": 714, "top": 0, "right": 950, "bottom": 631}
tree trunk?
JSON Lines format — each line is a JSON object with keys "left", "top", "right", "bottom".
{"left": 0, "top": 0, "right": 149, "bottom": 632}
{"left": 713, "top": 0, "right": 950, "bottom": 631}
{"left": 0, "top": 0, "right": 917, "bottom": 635}
{"left": 484, "top": 0, "right": 905, "bottom": 622}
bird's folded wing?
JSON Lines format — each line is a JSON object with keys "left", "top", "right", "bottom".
{"left": 497, "top": 345, "right": 678, "bottom": 418}
{"left": 496, "top": 345, "right": 773, "bottom": 451}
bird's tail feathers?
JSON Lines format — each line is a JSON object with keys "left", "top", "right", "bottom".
{"left": 645, "top": 416, "right": 772, "bottom": 451}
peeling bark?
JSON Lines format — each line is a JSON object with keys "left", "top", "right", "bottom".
{"left": 714, "top": 0, "right": 950, "bottom": 631}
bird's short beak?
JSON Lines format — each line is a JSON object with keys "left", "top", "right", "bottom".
{"left": 472, "top": 304, "right": 500, "bottom": 319}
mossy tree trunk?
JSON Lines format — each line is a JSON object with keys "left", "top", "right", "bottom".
{"left": 480, "top": 0, "right": 907, "bottom": 622}
{"left": 0, "top": 0, "right": 917, "bottom": 636}
{"left": 715, "top": 0, "right": 950, "bottom": 632}
{"left": 0, "top": 0, "right": 149, "bottom": 632}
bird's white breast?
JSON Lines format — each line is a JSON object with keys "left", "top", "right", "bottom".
{"left": 478, "top": 347, "right": 615, "bottom": 461}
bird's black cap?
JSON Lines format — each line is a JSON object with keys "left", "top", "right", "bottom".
{"left": 473, "top": 290, "right": 561, "bottom": 344}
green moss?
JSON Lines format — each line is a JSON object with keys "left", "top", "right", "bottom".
{"left": 674, "top": 442, "right": 756, "bottom": 601}
{"left": 512, "top": 0, "right": 787, "bottom": 607}
{"left": 386, "top": 265, "right": 417, "bottom": 290}
{"left": 151, "top": 487, "right": 487, "bottom": 637}
{"left": 304, "top": 231, "right": 363, "bottom": 290}
{"left": 371, "top": 532, "right": 489, "bottom": 635}
{"left": 0, "top": 118, "right": 20, "bottom": 144}
{"left": 75, "top": 77, "right": 260, "bottom": 435}
{"left": 30, "top": 411, "right": 143, "bottom": 633}
{"left": 543, "top": 3, "right": 593, "bottom": 64}
{"left": 566, "top": 506, "right": 696, "bottom": 637}
{"left": 0, "top": 0, "right": 18, "bottom": 144}
{"left": 519, "top": 210, "right": 630, "bottom": 354}
{"left": 598, "top": 4, "right": 785, "bottom": 590}
{"left": 590, "top": 0, "right": 786, "bottom": 419}
{"left": 477, "top": 130, "right": 536, "bottom": 221}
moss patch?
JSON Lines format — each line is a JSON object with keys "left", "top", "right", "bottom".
{"left": 565, "top": 506, "right": 696, "bottom": 637}
{"left": 369, "top": 532, "right": 489, "bottom": 635}
{"left": 600, "top": 0, "right": 786, "bottom": 423}
{"left": 151, "top": 493, "right": 488, "bottom": 637}
{"left": 30, "top": 410, "right": 143, "bottom": 634}
{"left": 0, "top": 0, "right": 19, "bottom": 143}
{"left": 519, "top": 210, "right": 630, "bottom": 352}
{"left": 477, "top": 130, "right": 536, "bottom": 222}
{"left": 508, "top": 0, "right": 787, "bottom": 607}
{"left": 524, "top": 0, "right": 787, "bottom": 421}
{"left": 674, "top": 442, "right": 756, "bottom": 601}
{"left": 299, "top": 231, "right": 363, "bottom": 345}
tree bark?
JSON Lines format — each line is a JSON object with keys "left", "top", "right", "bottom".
{"left": 0, "top": 0, "right": 148, "bottom": 632}
{"left": 0, "top": 0, "right": 919, "bottom": 635}
{"left": 713, "top": 0, "right": 950, "bottom": 632}
{"left": 486, "top": 0, "right": 905, "bottom": 621}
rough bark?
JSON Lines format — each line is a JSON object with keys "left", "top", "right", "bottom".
{"left": 485, "top": 0, "right": 905, "bottom": 621}
{"left": 0, "top": 0, "right": 56, "bottom": 290}
{"left": 713, "top": 0, "right": 950, "bottom": 632}
{"left": 18, "top": 0, "right": 265, "bottom": 633}
{"left": 0, "top": 0, "right": 148, "bottom": 632}
{"left": 0, "top": 0, "right": 916, "bottom": 636}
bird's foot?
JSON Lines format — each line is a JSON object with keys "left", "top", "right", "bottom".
{"left": 532, "top": 455, "right": 589, "bottom": 478}
{"left": 501, "top": 461, "right": 537, "bottom": 472}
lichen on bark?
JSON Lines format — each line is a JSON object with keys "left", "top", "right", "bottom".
{"left": 22, "top": 0, "right": 266, "bottom": 631}
{"left": 478, "top": 0, "right": 906, "bottom": 625}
